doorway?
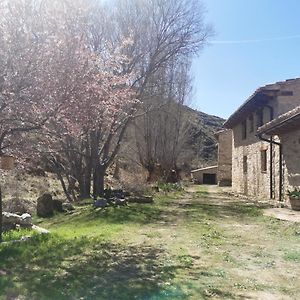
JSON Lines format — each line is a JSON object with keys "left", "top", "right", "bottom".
{"left": 203, "top": 173, "right": 217, "bottom": 185}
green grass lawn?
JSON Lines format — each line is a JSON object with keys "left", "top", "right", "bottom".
{"left": 1, "top": 187, "right": 300, "bottom": 300}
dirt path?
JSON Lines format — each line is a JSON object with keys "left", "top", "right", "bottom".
{"left": 118, "top": 185, "right": 300, "bottom": 299}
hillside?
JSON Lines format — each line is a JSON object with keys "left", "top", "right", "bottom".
{"left": 118, "top": 104, "right": 225, "bottom": 182}
{"left": 178, "top": 106, "right": 225, "bottom": 170}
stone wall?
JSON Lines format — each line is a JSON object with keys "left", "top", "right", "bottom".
{"left": 231, "top": 100, "right": 282, "bottom": 200}
{"left": 231, "top": 79, "right": 300, "bottom": 201}
{"left": 281, "top": 128, "right": 300, "bottom": 199}
{"left": 232, "top": 136, "right": 275, "bottom": 199}
{"left": 276, "top": 80, "right": 300, "bottom": 115}
{"left": 217, "top": 130, "right": 232, "bottom": 186}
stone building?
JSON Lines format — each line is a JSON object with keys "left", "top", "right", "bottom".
{"left": 224, "top": 78, "right": 300, "bottom": 202}
{"left": 258, "top": 106, "right": 300, "bottom": 201}
{"left": 191, "top": 166, "right": 218, "bottom": 184}
{"left": 215, "top": 130, "right": 232, "bottom": 186}
{"left": 191, "top": 130, "right": 232, "bottom": 186}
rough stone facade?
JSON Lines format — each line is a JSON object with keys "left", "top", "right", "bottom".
{"left": 281, "top": 129, "right": 300, "bottom": 198}
{"left": 216, "top": 130, "right": 232, "bottom": 186}
{"left": 226, "top": 79, "right": 300, "bottom": 201}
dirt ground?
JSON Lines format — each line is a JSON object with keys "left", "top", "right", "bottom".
{"left": 114, "top": 185, "right": 300, "bottom": 299}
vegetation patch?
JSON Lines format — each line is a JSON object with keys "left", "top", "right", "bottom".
{"left": 283, "top": 250, "right": 300, "bottom": 262}
{"left": 1, "top": 186, "right": 300, "bottom": 299}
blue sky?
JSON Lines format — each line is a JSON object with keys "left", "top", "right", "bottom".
{"left": 191, "top": 0, "right": 300, "bottom": 119}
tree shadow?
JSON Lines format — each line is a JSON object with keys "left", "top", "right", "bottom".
{"left": 177, "top": 202, "right": 262, "bottom": 222}
{"left": 42, "top": 203, "right": 176, "bottom": 229}
{"left": 0, "top": 235, "right": 183, "bottom": 300}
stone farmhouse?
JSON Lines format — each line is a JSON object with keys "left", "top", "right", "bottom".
{"left": 223, "top": 78, "right": 300, "bottom": 203}
{"left": 191, "top": 129, "right": 232, "bottom": 186}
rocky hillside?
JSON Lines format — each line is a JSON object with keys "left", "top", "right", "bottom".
{"left": 178, "top": 106, "right": 225, "bottom": 170}
{"left": 119, "top": 103, "right": 225, "bottom": 177}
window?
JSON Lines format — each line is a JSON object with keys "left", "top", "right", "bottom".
{"left": 249, "top": 114, "right": 254, "bottom": 133}
{"left": 261, "top": 150, "right": 267, "bottom": 173}
{"left": 242, "top": 120, "right": 247, "bottom": 140}
{"left": 243, "top": 156, "right": 248, "bottom": 173}
{"left": 256, "top": 110, "right": 264, "bottom": 128}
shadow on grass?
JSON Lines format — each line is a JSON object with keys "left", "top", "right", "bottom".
{"left": 0, "top": 234, "right": 245, "bottom": 300}
{"left": 178, "top": 202, "right": 262, "bottom": 221}
{"left": 40, "top": 202, "right": 180, "bottom": 231}
{"left": 0, "top": 234, "right": 183, "bottom": 300}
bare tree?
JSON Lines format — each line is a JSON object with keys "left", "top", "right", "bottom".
{"left": 105, "top": 0, "right": 212, "bottom": 182}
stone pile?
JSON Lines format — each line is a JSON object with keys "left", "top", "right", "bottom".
{"left": 2, "top": 212, "right": 32, "bottom": 231}
{"left": 93, "top": 189, "right": 154, "bottom": 209}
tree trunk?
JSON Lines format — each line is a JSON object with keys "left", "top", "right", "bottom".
{"left": 93, "top": 164, "right": 105, "bottom": 198}
{"left": 56, "top": 173, "right": 73, "bottom": 202}
{"left": 78, "top": 176, "right": 91, "bottom": 199}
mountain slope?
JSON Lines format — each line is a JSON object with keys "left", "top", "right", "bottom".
{"left": 178, "top": 106, "right": 225, "bottom": 169}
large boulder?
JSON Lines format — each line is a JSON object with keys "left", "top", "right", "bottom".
{"left": 37, "top": 193, "right": 53, "bottom": 218}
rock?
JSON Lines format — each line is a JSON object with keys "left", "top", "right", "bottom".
{"left": 107, "top": 197, "right": 127, "bottom": 206}
{"left": 2, "top": 212, "right": 21, "bottom": 224}
{"left": 127, "top": 196, "right": 154, "bottom": 204}
{"left": 62, "top": 202, "right": 75, "bottom": 211}
{"left": 53, "top": 199, "right": 63, "bottom": 212}
{"left": 19, "top": 213, "right": 32, "bottom": 227}
{"left": 32, "top": 225, "right": 50, "bottom": 234}
{"left": 93, "top": 198, "right": 107, "bottom": 209}
{"left": 112, "top": 189, "right": 124, "bottom": 199}
{"left": 103, "top": 189, "right": 125, "bottom": 199}
{"left": 114, "top": 198, "right": 127, "bottom": 206}
{"left": 37, "top": 193, "right": 53, "bottom": 218}
{"left": 2, "top": 212, "right": 32, "bottom": 231}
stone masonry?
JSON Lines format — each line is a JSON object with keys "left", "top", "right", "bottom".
{"left": 216, "top": 130, "right": 232, "bottom": 186}
{"left": 225, "top": 78, "right": 300, "bottom": 202}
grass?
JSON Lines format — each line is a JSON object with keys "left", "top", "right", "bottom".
{"left": 283, "top": 250, "right": 300, "bottom": 262}
{"left": 0, "top": 234, "right": 181, "bottom": 300}
{"left": 1, "top": 185, "right": 300, "bottom": 299}
{"left": 2, "top": 228, "right": 37, "bottom": 242}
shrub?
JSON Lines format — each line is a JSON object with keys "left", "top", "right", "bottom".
{"left": 287, "top": 187, "right": 300, "bottom": 199}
